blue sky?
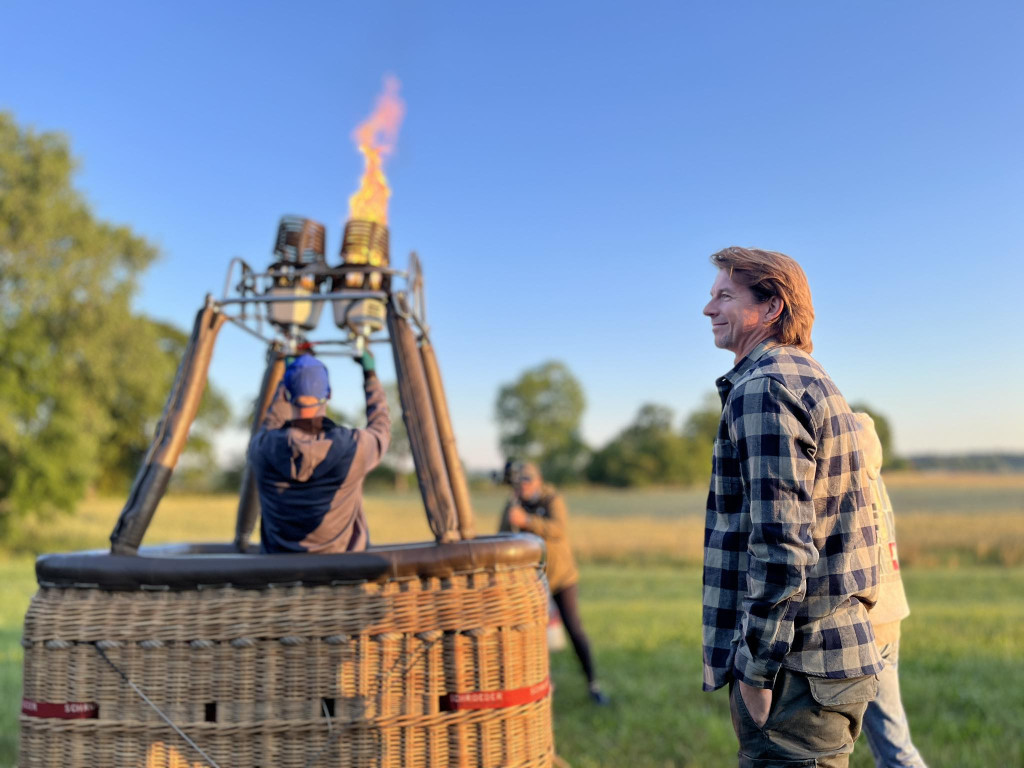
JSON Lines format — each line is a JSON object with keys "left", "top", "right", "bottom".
{"left": 3, "top": 0, "right": 1022, "bottom": 468}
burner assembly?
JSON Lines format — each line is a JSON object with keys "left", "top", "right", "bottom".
{"left": 335, "top": 217, "right": 391, "bottom": 348}
{"left": 20, "top": 78, "right": 555, "bottom": 768}
{"left": 112, "top": 211, "right": 474, "bottom": 553}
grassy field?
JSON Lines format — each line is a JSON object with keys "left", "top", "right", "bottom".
{"left": 1, "top": 474, "right": 1023, "bottom": 766}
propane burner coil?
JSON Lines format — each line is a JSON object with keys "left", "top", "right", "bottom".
{"left": 267, "top": 216, "right": 327, "bottom": 331}
{"left": 334, "top": 219, "right": 390, "bottom": 341}
{"left": 273, "top": 216, "right": 326, "bottom": 266}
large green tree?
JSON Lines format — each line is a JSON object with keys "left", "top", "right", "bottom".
{"left": 0, "top": 112, "right": 227, "bottom": 531}
{"left": 494, "top": 361, "right": 588, "bottom": 484}
{"left": 105, "top": 319, "right": 232, "bottom": 494}
{"left": 586, "top": 404, "right": 686, "bottom": 486}
{"left": 586, "top": 399, "right": 720, "bottom": 487}
{"left": 681, "top": 392, "right": 721, "bottom": 467}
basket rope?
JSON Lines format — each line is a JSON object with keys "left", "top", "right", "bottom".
{"left": 97, "top": 633, "right": 445, "bottom": 768}
{"left": 302, "top": 632, "right": 443, "bottom": 768}
{"left": 94, "top": 643, "right": 223, "bottom": 768}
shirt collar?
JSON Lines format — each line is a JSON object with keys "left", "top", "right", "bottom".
{"left": 715, "top": 341, "right": 779, "bottom": 404}
{"left": 283, "top": 416, "right": 337, "bottom": 433}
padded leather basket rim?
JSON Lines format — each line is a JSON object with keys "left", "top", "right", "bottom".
{"left": 35, "top": 533, "right": 545, "bottom": 591}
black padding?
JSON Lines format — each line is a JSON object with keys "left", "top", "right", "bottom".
{"left": 233, "top": 466, "right": 261, "bottom": 551}
{"left": 110, "top": 305, "right": 225, "bottom": 554}
{"left": 387, "top": 304, "right": 458, "bottom": 541}
{"left": 108, "top": 464, "right": 173, "bottom": 555}
{"left": 36, "top": 534, "right": 545, "bottom": 591}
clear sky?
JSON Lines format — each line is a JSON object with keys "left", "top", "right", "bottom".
{"left": 3, "top": 0, "right": 1022, "bottom": 468}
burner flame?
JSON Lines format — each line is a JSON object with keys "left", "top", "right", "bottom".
{"left": 348, "top": 76, "right": 405, "bottom": 225}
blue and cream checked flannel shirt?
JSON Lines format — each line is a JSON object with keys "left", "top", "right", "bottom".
{"left": 702, "top": 342, "right": 883, "bottom": 692}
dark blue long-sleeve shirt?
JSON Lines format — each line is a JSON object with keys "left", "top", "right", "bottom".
{"left": 249, "top": 372, "right": 390, "bottom": 553}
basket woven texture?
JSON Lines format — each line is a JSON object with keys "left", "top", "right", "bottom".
{"left": 20, "top": 561, "right": 552, "bottom": 768}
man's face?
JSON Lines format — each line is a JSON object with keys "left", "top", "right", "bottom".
{"left": 703, "top": 269, "right": 770, "bottom": 359}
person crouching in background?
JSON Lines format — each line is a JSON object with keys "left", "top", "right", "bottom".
{"left": 500, "top": 461, "right": 609, "bottom": 705}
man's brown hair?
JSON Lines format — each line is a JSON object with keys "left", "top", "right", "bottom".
{"left": 709, "top": 246, "right": 815, "bottom": 353}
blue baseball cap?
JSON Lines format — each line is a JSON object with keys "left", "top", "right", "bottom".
{"left": 283, "top": 355, "right": 331, "bottom": 402}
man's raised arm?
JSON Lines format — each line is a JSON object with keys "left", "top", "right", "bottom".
{"left": 353, "top": 352, "right": 391, "bottom": 472}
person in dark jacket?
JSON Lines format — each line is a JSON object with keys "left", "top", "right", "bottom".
{"left": 249, "top": 352, "right": 390, "bottom": 554}
{"left": 500, "top": 461, "right": 609, "bottom": 705}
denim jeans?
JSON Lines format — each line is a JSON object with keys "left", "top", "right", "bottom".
{"left": 862, "top": 640, "right": 928, "bottom": 768}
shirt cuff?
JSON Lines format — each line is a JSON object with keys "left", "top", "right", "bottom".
{"left": 733, "top": 643, "right": 781, "bottom": 689}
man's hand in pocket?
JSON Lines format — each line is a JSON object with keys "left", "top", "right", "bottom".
{"left": 739, "top": 680, "right": 772, "bottom": 728}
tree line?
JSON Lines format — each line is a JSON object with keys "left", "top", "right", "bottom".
{"left": 494, "top": 361, "right": 719, "bottom": 487}
{"left": 494, "top": 360, "right": 902, "bottom": 487}
{"left": 0, "top": 111, "right": 904, "bottom": 539}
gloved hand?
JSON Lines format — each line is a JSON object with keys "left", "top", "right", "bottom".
{"left": 284, "top": 344, "right": 315, "bottom": 367}
{"left": 355, "top": 350, "right": 376, "bottom": 375}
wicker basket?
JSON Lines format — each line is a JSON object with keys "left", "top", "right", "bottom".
{"left": 20, "top": 536, "right": 552, "bottom": 768}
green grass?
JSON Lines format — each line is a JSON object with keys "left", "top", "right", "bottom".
{"left": 2, "top": 478, "right": 1023, "bottom": 765}
{"left": 0, "top": 555, "right": 38, "bottom": 764}
{"left": 547, "top": 564, "right": 1024, "bottom": 768}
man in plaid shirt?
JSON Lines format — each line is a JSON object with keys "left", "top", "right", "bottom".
{"left": 701, "top": 247, "right": 883, "bottom": 767}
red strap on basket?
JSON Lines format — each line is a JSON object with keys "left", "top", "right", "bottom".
{"left": 439, "top": 678, "right": 550, "bottom": 712}
{"left": 21, "top": 699, "right": 98, "bottom": 719}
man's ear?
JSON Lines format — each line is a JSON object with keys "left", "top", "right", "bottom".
{"left": 765, "top": 296, "right": 784, "bottom": 324}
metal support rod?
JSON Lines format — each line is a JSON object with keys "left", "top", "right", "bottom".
{"left": 110, "top": 300, "right": 227, "bottom": 554}
{"left": 233, "top": 344, "right": 286, "bottom": 551}
{"left": 216, "top": 289, "right": 388, "bottom": 307}
{"left": 221, "top": 313, "right": 281, "bottom": 345}
{"left": 419, "top": 336, "right": 475, "bottom": 540}
{"left": 386, "top": 299, "right": 459, "bottom": 543}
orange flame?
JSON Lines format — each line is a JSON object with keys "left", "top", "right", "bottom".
{"left": 145, "top": 741, "right": 207, "bottom": 768}
{"left": 348, "top": 76, "right": 405, "bottom": 225}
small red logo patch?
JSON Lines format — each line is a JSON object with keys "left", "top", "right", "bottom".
{"left": 439, "top": 678, "right": 551, "bottom": 711}
{"left": 889, "top": 541, "right": 900, "bottom": 570}
{"left": 21, "top": 699, "right": 98, "bottom": 719}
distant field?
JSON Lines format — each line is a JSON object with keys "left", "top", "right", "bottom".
{"left": 1, "top": 475, "right": 1022, "bottom": 765}
{"left": 10, "top": 472, "right": 1024, "bottom": 567}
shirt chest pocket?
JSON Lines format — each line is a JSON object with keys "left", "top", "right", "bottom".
{"left": 712, "top": 438, "right": 743, "bottom": 501}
